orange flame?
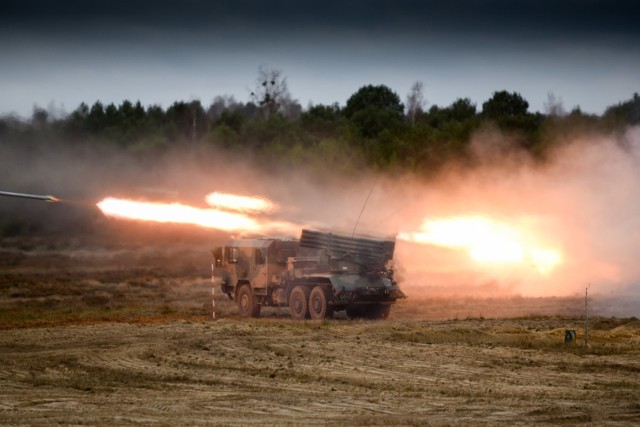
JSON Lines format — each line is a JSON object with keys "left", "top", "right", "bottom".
{"left": 97, "top": 197, "right": 259, "bottom": 231}
{"left": 205, "top": 192, "right": 275, "bottom": 213}
{"left": 399, "top": 215, "right": 563, "bottom": 274}
{"left": 96, "top": 196, "right": 298, "bottom": 234}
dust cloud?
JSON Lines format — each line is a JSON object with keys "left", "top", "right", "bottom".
{"left": 1, "top": 126, "right": 640, "bottom": 315}
{"left": 384, "top": 125, "right": 640, "bottom": 308}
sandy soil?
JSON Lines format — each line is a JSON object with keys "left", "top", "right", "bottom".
{"left": 1, "top": 234, "right": 639, "bottom": 425}
{"left": 1, "top": 319, "right": 640, "bottom": 425}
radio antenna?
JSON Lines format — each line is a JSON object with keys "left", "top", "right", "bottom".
{"left": 352, "top": 176, "right": 378, "bottom": 238}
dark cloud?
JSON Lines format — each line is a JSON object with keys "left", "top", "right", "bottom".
{"left": 3, "top": 0, "right": 639, "bottom": 42}
{"left": 1, "top": 0, "right": 638, "bottom": 116}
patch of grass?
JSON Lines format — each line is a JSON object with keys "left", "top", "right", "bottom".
{"left": 594, "top": 380, "right": 640, "bottom": 390}
{"left": 385, "top": 323, "right": 640, "bottom": 354}
{"left": 0, "top": 302, "right": 209, "bottom": 329}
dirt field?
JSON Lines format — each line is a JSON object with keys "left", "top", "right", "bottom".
{"left": 1, "top": 233, "right": 640, "bottom": 425}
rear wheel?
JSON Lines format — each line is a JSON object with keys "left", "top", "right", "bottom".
{"left": 347, "top": 304, "right": 391, "bottom": 320}
{"left": 289, "top": 286, "right": 309, "bottom": 320}
{"left": 372, "top": 304, "right": 391, "bottom": 319}
{"left": 364, "top": 304, "right": 390, "bottom": 319}
{"left": 309, "top": 286, "right": 333, "bottom": 320}
{"left": 237, "top": 284, "right": 261, "bottom": 318}
{"left": 346, "top": 305, "right": 364, "bottom": 320}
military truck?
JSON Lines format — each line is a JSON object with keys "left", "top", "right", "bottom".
{"left": 211, "top": 229, "right": 405, "bottom": 320}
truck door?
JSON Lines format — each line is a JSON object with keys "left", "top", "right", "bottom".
{"left": 252, "top": 248, "right": 268, "bottom": 289}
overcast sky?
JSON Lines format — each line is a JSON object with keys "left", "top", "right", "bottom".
{"left": 1, "top": 0, "right": 639, "bottom": 118}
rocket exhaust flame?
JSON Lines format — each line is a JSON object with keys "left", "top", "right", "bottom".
{"left": 96, "top": 192, "right": 562, "bottom": 273}
{"left": 96, "top": 195, "right": 298, "bottom": 234}
{"left": 95, "top": 187, "right": 563, "bottom": 275}
{"left": 205, "top": 192, "right": 275, "bottom": 213}
{"left": 97, "top": 197, "right": 260, "bottom": 231}
{"left": 398, "top": 215, "right": 563, "bottom": 274}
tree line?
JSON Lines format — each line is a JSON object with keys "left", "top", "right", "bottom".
{"left": 2, "top": 67, "right": 639, "bottom": 175}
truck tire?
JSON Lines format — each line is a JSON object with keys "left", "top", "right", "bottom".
{"left": 347, "top": 304, "right": 390, "bottom": 320}
{"left": 309, "top": 286, "right": 333, "bottom": 320}
{"left": 372, "top": 304, "right": 391, "bottom": 320}
{"left": 289, "top": 286, "right": 309, "bottom": 320}
{"left": 237, "top": 284, "right": 261, "bottom": 318}
{"left": 363, "top": 304, "right": 390, "bottom": 320}
{"left": 346, "top": 305, "right": 363, "bottom": 319}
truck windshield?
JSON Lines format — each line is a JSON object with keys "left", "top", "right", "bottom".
{"left": 226, "top": 247, "right": 238, "bottom": 263}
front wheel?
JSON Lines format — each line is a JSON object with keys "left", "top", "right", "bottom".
{"left": 289, "top": 286, "right": 309, "bottom": 320}
{"left": 237, "top": 284, "right": 261, "bottom": 318}
{"left": 309, "top": 286, "right": 333, "bottom": 320}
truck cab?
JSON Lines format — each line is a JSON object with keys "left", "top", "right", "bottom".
{"left": 213, "top": 238, "right": 298, "bottom": 297}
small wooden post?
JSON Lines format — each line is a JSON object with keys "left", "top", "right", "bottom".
{"left": 584, "top": 284, "right": 590, "bottom": 347}
{"left": 211, "top": 262, "right": 216, "bottom": 319}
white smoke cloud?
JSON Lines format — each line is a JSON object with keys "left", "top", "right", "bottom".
{"left": 386, "top": 126, "right": 640, "bottom": 303}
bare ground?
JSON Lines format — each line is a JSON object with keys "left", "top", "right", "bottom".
{"left": 1, "top": 234, "right": 639, "bottom": 425}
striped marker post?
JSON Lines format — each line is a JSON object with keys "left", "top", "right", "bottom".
{"left": 211, "top": 262, "right": 216, "bottom": 319}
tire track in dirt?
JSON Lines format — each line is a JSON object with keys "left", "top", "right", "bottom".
{"left": 1, "top": 319, "right": 640, "bottom": 425}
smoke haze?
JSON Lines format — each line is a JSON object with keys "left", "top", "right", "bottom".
{"left": 2, "top": 126, "right": 640, "bottom": 314}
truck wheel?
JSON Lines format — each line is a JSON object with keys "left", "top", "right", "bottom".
{"left": 289, "top": 286, "right": 309, "bottom": 320}
{"left": 237, "top": 284, "right": 261, "bottom": 318}
{"left": 346, "top": 306, "right": 364, "bottom": 320}
{"left": 365, "top": 304, "right": 391, "bottom": 320}
{"left": 375, "top": 304, "right": 391, "bottom": 319}
{"left": 347, "top": 304, "right": 390, "bottom": 320}
{"left": 309, "top": 286, "right": 333, "bottom": 320}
